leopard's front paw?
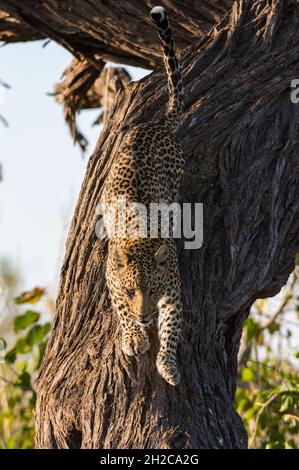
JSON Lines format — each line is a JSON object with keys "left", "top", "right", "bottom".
{"left": 122, "top": 330, "right": 150, "bottom": 356}
{"left": 156, "top": 352, "right": 180, "bottom": 386}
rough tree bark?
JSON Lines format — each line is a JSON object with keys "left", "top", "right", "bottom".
{"left": 0, "top": 1, "right": 232, "bottom": 68}
{"left": 8, "top": 0, "right": 299, "bottom": 449}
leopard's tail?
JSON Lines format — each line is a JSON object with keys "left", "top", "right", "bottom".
{"left": 150, "top": 6, "right": 183, "bottom": 130}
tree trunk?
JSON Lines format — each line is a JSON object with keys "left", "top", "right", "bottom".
{"left": 32, "top": 0, "right": 299, "bottom": 449}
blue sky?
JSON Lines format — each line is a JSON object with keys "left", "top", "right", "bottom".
{"left": 0, "top": 40, "right": 148, "bottom": 295}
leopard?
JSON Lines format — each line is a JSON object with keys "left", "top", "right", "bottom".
{"left": 101, "top": 5, "right": 185, "bottom": 386}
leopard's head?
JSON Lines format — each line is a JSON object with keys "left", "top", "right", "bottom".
{"left": 113, "top": 238, "right": 172, "bottom": 325}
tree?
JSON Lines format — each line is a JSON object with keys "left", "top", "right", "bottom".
{"left": 1, "top": 0, "right": 299, "bottom": 449}
{"left": 0, "top": 1, "right": 232, "bottom": 67}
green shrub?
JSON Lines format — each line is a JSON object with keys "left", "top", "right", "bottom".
{"left": 0, "top": 287, "right": 49, "bottom": 449}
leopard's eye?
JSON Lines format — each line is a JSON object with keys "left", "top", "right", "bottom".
{"left": 126, "top": 288, "right": 135, "bottom": 298}
{"left": 150, "top": 286, "right": 158, "bottom": 294}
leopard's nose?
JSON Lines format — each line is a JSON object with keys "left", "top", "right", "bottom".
{"left": 137, "top": 314, "right": 151, "bottom": 325}
{"left": 139, "top": 315, "right": 149, "bottom": 323}
{"left": 135, "top": 290, "right": 150, "bottom": 317}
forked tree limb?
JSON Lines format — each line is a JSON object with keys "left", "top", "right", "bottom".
{"left": 30, "top": 0, "right": 299, "bottom": 449}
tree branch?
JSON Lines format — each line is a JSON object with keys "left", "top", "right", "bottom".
{"left": 0, "top": 1, "right": 233, "bottom": 68}
{"left": 0, "top": 9, "right": 44, "bottom": 43}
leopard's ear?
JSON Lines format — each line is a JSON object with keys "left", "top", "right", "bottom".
{"left": 155, "top": 244, "right": 169, "bottom": 271}
{"left": 114, "top": 247, "right": 129, "bottom": 270}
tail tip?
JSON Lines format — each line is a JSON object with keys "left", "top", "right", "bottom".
{"left": 150, "top": 6, "right": 166, "bottom": 23}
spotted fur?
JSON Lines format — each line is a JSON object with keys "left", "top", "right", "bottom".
{"left": 101, "top": 6, "right": 184, "bottom": 386}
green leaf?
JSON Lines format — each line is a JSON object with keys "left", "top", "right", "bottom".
{"left": 35, "top": 340, "right": 47, "bottom": 370}
{"left": 285, "top": 441, "right": 296, "bottom": 449}
{"left": 25, "top": 323, "right": 51, "bottom": 347}
{"left": 242, "top": 367, "right": 256, "bottom": 383}
{"left": 0, "top": 337, "right": 6, "bottom": 361}
{"left": 14, "top": 311, "right": 40, "bottom": 333}
{"left": 244, "top": 318, "right": 260, "bottom": 342}
{"left": 14, "top": 338, "right": 32, "bottom": 355}
{"left": 257, "top": 331, "right": 264, "bottom": 345}
{"left": 16, "top": 370, "right": 32, "bottom": 391}
{"left": 279, "top": 395, "right": 293, "bottom": 413}
{"left": 259, "top": 410, "right": 270, "bottom": 430}
{"left": 268, "top": 322, "right": 280, "bottom": 334}
{"left": 244, "top": 407, "right": 257, "bottom": 421}
{"left": 284, "top": 291, "right": 292, "bottom": 301}
{"left": 4, "top": 348, "right": 17, "bottom": 364}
